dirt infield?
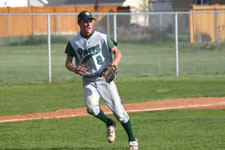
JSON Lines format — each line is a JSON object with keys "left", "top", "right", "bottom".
{"left": 0, "top": 97, "right": 225, "bottom": 123}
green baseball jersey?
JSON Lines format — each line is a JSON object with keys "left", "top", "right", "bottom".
{"left": 65, "top": 31, "right": 117, "bottom": 77}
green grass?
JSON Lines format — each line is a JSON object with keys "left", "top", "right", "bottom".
{"left": 0, "top": 42, "right": 225, "bottom": 149}
{"left": 0, "top": 43, "right": 225, "bottom": 82}
{"left": 0, "top": 109, "right": 224, "bottom": 150}
{"left": 0, "top": 75, "right": 225, "bottom": 116}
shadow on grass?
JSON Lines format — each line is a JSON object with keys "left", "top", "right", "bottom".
{"left": 0, "top": 149, "right": 72, "bottom": 150}
{"left": 78, "top": 147, "right": 127, "bottom": 150}
{"left": 0, "top": 148, "right": 73, "bottom": 150}
{"left": 0, "top": 147, "right": 127, "bottom": 150}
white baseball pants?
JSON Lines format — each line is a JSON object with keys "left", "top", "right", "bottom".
{"left": 82, "top": 76, "right": 129, "bottom": 124}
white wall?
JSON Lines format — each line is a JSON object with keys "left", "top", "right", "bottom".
{"left": 123, "top": 0, "right": 148, "bottom": 11}
{"left": 30, "top": 0, "right": 45, "bottom": 6}
{"left": 123, "top": 0, "right": 140, "bottom": 11}
{"left": 123, "top": 0, "right": 149, "bottom": 26}
{"left": 0, "top": 0, "right": 28, "bottom": 7}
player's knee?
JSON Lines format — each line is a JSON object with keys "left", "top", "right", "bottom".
{"left": 86, "top": 106, "right": 99, "bottom": 116}
{"left": 114, "top": 112, "right": 129, "bottom": 124}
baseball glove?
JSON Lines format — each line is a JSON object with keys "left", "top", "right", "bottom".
{"left": 100, "top": 64, "right": 118, "bottom": 83}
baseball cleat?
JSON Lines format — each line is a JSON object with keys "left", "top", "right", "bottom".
{"left": 106, "top": 119, "right": 116, "bottom": 143}
{"left": 129, "top": 139, "right": 138, "bottom": 150}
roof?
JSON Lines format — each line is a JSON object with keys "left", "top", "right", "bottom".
{"left": 46, "top": 0, "right": 125, "bottom": 6}
{"left": 152, "top": 2, "right": 172, "bottom": 11}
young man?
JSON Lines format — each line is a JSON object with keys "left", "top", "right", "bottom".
{"left": 65, "top": 11, "right": 138, "bottom": 150}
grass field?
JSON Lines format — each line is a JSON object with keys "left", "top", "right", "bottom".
{"left": 1, "top": 75, "right": 225, "bottom": 116}
{"left": 0, "top": 75, "right": 225, "bottom": 149}
{"left": 0, "top": 42, "right": 225, "bottom": 82}
{"left": 0, "top": 109, "right": 225, "bottom": 150}
{"left": 0, "top": 42, "right": 225, "bottom": 149}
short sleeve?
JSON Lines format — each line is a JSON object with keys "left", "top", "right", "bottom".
{"left": 107, "top": 36, "right": 118, "bottom": 51}
{"left": 65, "top": 41, "right": 75, "bottom": 57}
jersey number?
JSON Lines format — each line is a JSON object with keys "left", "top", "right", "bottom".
{"left": 96, "top": 56, "right": 103, "bottom": 65}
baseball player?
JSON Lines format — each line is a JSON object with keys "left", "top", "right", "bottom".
{"left": 64, "top": 11, "right": 138, "bottom": 149}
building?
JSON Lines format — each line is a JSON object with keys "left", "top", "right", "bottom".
{"left": 148, "top": 0, "right": 172, "bottom": 11}
{"left": 172, "top": 0, "right": 225, "bottom": 11}
{"left": 0, "top": 0, "right": 48, "bottom": 7}
{"left": 46, "top": 0, "right": 125, "bottom": 6}
{"left": 0, "top": 0, "right": 126, "bottom": 7}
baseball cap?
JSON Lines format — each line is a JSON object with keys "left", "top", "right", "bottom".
{"left": 78, "top": 11, "right": 95, "bottom": 21}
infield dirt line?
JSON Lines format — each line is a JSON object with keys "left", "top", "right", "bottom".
{"left": 126, "top": 101, "right": 225, "bottom": 113}
{"left": 0, "top": 97, "right": 225, "bottom": 123}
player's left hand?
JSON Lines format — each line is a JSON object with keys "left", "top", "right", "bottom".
{"left": 100, "top": 64, "right": 118, "bottom": 83}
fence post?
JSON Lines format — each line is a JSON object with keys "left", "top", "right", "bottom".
{"left": 175, "top": 12, "right": 179, "bottom": 76}
{"left": 47, "top": 14, "right": 52, "bottom": 82}
{"left": 8, "top": 15, "right": 10, "bottom": 36}
{"left": 113, "top": 13, "right": 117, "bottom": 41}
{"left": 215, "top": 10, "right": 219, "bottom": 42}
{"left": 8, "top": 15, "right": 11, "bottom": 43}
{"left": 107, "top": 14, "right": 110, "bottom": 35}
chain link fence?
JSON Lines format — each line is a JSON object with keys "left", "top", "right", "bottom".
{"left": 0, "top": 11, "right": 225, "bottom": 82}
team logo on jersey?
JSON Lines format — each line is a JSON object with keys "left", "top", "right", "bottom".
{"left": 77, "top": 44, "right": 100, "bottom": 63}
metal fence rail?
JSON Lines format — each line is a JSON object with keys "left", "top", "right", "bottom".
{"left": 0, "top": 11, "right": 225, "bottom": 82}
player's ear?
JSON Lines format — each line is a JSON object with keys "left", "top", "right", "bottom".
{"left": 78, "top": 19, "right": 82, "bottom": 25}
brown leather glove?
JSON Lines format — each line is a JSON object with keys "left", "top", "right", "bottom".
{"left": 100, "top": 64, "right": 118, "bottom": 83}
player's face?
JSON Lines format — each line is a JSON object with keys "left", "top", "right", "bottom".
{"left": 79, "top": 19, "right": 93, "bottom": 36}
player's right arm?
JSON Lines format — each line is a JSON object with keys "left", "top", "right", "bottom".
{"left": 65, "top": 41, "right": 86, "bottom": 76}
{"left": 65, "top": 56, "right": 86, "bottom": 76}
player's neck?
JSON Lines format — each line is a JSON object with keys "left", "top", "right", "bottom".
{"left": 80, "top": 31, "right": 94, "bottom": 39}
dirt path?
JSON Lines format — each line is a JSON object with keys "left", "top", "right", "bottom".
{"left": 0, "top": 97, "right": 225, "bottom": 123}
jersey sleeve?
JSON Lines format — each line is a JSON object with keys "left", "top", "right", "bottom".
{"left": 65, "top": 41, "right": 75, "bottom": 57}
{"left": 107, "top": 36, "right": 118, "bottom": 51}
